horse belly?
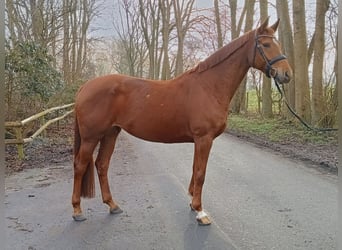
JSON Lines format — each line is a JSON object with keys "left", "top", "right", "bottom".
{"left": 119, "top": 115, "right": 193, "bottom": 143}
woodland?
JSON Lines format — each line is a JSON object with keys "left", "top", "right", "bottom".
{"left": 5, "top": 0, "right": 338, "bottom": 129}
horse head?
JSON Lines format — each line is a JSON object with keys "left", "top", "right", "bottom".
{"left": 250, "top": 17, "right": 293, "bottom": 84}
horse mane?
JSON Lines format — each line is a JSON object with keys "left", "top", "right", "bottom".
{"left": 192, "top": 30, "right": 254, "bottom": 73}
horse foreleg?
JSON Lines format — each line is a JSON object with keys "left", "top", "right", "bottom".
{"left": 190, "top": 135, "right": 213, "bottom": 225}
{"left": 95, "top": 126, "right": 123, "bottom": 215}
{"left": 72, "top": 141, "right": 97, "bottom": 221}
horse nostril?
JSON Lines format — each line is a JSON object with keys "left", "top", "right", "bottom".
{"left": 282, "top": 71, "right": 292, "bottom": 83}
{"left": 285, "top": 71, "right": 291, "bottom": 80}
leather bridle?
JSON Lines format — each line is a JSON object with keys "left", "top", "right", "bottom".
{"left": 253, "top": 34, "right": 287, "bottom": 78}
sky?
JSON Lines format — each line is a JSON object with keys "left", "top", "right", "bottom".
{"left": 90, "top": 0, "right": 316, "bottom": 39}
{"left": 90, "top": 0, "right": 214, "bottom": 38}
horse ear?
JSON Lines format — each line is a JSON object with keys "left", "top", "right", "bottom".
{"left": 258, "top": 17, "right": 269, "bottom": 34}
{"left": 270, "top": 18, "right": 280, "bottom": 32}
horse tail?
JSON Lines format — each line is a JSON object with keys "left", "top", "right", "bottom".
{"left": 81, "top": 161, "right": 95, "bottom": 198}
{"left": 74, "top": 112, "right": 95, "bottom": 198}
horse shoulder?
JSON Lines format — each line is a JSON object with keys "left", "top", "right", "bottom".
{"left": 185, "top": 83, "right": 228, "bottom": 138}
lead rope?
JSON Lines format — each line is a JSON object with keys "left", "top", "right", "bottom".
{"left": 273, "top": 79, "right": 338, "bottom": 132}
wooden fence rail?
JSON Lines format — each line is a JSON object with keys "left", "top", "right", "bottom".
{"left": 5, "top": 103, "right": 74, "bottom": 160}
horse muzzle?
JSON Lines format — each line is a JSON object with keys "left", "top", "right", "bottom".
{"left": 271, "top": 68, "right": 292, "bottom": 84}
{"left": 264, "top": 54, "right": 292, "bottom": 84}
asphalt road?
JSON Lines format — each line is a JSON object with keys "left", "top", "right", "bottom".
{"left": 5, "top": 132, "right": 337, "bottom": 250}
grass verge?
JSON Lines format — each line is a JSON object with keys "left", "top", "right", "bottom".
{"left": 228, "top": 114, "right": 337, "bottom": 146}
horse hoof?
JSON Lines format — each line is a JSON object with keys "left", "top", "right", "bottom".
{"left": 196, "top": 211, "right": 211, "bottom": 226}
{"left": 110, "top": 206, "right": 123, "bottom": 215}
{"left": 197, "top": 216, "right": 211, "bottom": 226}
{"left": 72, "top": 214, "right": 87, "bottom": 221}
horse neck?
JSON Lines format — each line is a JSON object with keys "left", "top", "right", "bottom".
{"left": 198, "top": 44, "right": 252, "bottom": 107}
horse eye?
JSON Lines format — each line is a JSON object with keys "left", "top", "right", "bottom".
{"left": 263, "top": 43, "right": 271, "bottom": 48}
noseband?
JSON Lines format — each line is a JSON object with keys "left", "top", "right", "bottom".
{"left": 253, "top": 34, "right": 287, "bottom": 78}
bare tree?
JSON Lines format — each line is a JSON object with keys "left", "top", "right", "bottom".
{"left": 192, "top": 2, "right": 229, "bottom": 53}
{"left": 5, "top": 0, "right": 100, "bottom": 85}
{"left": 311, "top": 0, "right": 330, "bottom": 125}
{"left": 229, "top": 0, "right": 246, "bottom": 40}
{"left": 260, "top": 0, "right": 272, "bottom": 118}
{"left": 159, "top": 0, "right": 173, "bottom": 80}
{"left": 138, "top": 0, "right": 161, "bottom": 79}
{"left": 6, "top": 0, "right": 19, "bottom": 43}
{"left": 275, "top": 0, "right": 295, "bottom": 119}
{"left": 6, "top": 0, "right": 64, "bottom": 49}
{"left": 230, "top": 0, "right": 255, "bottom": 114}
{"left": 293, "top": 0, "right": 311, "bottom": 121}
{"left": 214, "top": 0, "right": 223, "bottom": 48}
{"left": 62, "top": 0, "right": 99, "bottom": 84}
{"left": 328, "top": 0, "right": 338, "bottom": 114}
{"left": 112, "top": 0, "right": 146, "bottom": 76}
{"left": 62, "top": 0, "right": 71, "bottom": 84}
{"left": 30, "top": 0, "right": 43, "bottom": 43}
{"left": 172, "top": 0, "right": 196, "bottom": 76}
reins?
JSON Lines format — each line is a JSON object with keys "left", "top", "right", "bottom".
{"left": 273, "top": 78, "right": 338, "bottom": 132}
{"left": 253, "top": 30, "right": 337, "bottom": 132}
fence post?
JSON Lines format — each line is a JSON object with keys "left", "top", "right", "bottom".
{"left": 56, "top": 109, "right": 60, "bottom": 130}
{"left": 5, "top": 103, "right": 74, "bottom": 160}
{"left": 40, "top": 116, "right": 47, "bottom": 137}
{"left": 14, "top": 126, "right": 24, "bottom": 160}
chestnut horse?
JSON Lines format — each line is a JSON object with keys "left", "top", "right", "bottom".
{"left": 72, "top": 18, "right": 292, "bottom": 225}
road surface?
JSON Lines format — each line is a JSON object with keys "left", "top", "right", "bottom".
{"left": 5, "top": 132, "right": 337, "bottom": 250}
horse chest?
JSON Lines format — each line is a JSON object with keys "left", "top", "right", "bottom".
{"left": 189, "top": 105, "right": 228, "bottom": 138}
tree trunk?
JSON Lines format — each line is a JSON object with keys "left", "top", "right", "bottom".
{"left": 71, "top": 0, "right": 77, "bottom": 83}
{"left": 173, "top": 0, "right": 195, "bottom": 76}
{"left": 332, "top": 32, "right": 338, "bottom": 111}
{"left": 293, "top": 0, "right": 311, "bottom": 122}
{"left": 228, "top": 0, "right": 238, "bottom": 39}
{"left": 275, "top": 0, "right": 295, "bottom": 120}
{"left": 160, "top": 0, "right": 172, "bottom": 80}
{"left": 139, "top": 0, "right": 161, "bottom": 79}
{"left": 214, "top": 0, "right": 223, "bottom": 48}
{"left": 311, "top": 0, "right": 330, "bottom": 125}
{"left": 260, "top": 0, "right": 273, "bottom": 118}
{"left": 113, "top": 0, "right": 142, "bottom": 76}
{"left": 6, "top": 0, "right": 18, "bottom": 44}
{"left": 230, "top": 0, "right": 255, "bottom": 114}
{"left": 30, "top": 0, "right": 44, "bottom": 45}
{"left": 228, "top": 0, "right": 239, "bottom": 113}
{"left": 62, "top": 0, "right": 71, "bottom": 84}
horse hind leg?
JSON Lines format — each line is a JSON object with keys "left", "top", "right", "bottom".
{"left": 95, "top": 126, "right": 123, "bottom": 215}
{"left": 72, "top": 140, "right": 98, "bottom": 221}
